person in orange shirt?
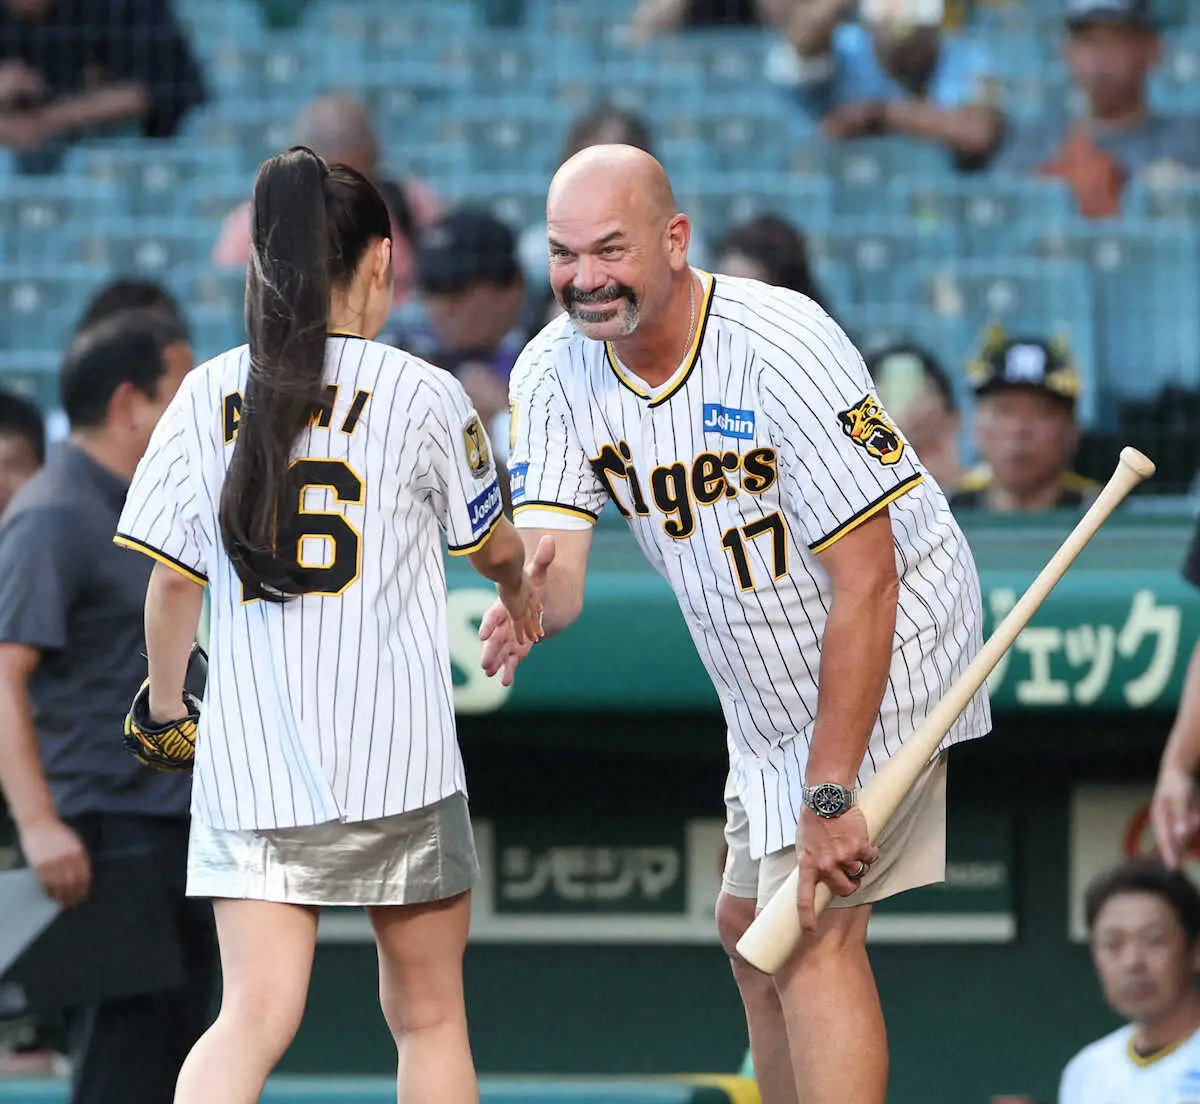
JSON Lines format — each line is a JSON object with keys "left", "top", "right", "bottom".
{"left": 212, "top": 94, "right": 439, "bottom": 305}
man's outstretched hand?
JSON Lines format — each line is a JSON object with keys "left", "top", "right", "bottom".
{"left": 480, "top": 535, "right": 556, "bottom": 686}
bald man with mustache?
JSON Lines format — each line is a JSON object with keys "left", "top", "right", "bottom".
{"left": 480, "top": 145, "right": 990, "bottom": 1104}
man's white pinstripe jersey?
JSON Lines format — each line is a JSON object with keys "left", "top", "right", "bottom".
{"left": 1059, "top": 1024, "right": 1200, "bottom": 1104}
{"left": 114, "top": 335, "right": 504, "bottom": 832}
{"left": 508, "top": 270, "right": 992, "bottom": 859}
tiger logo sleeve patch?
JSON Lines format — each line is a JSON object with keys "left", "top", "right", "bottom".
{"left": 837, "top": 394, "right": 904, "bottom": 466}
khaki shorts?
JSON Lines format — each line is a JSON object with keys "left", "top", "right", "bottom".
{"left": 722, "top": 753, "right": 948, "bottom": 909}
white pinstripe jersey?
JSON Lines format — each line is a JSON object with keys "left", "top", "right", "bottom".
{"left": 509, "top": 271, "right": 991, "bottom": 859}
{"left": 115, "top": 336, "right": 504, "bottom": 831}
{"left": 1059, "top": 1025, "right": 1200, "bottom": 1104}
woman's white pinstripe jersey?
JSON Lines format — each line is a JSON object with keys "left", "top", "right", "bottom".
{"left": 508, "top": 270, "right": 992, "bottom": 860}
{"left": 114, "top": 335, "right": 504, "bottom": 831}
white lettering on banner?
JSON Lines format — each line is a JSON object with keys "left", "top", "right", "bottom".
{"left": 945, "top": 861, "right": 1007, "bottom": 890}
{"left": 500, "top": 846, "right": 681, "bottom": 903}
{"left": 984, "top": 588, "right": 1182, "bottom": 708}
{"left": 1064, "top": 624, "right": 1116, "bottom": 706}
{"left": 1014, "top": 627, "right": 1071, "bottom": 705}
{"left": 446, "top": 588, "right": 512, "bottom": 714}
{"left": 1117, "top": 590, "right": 1180, "bottom": 707}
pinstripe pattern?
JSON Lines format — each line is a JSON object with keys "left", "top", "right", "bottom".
{"left": 116, "top": 336, "right": 501, "bottom": 831}
{"left": 509, "top": 272, "right": 991, "bottom": 859}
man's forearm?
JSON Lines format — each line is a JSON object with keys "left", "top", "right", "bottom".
{"left": 0, "top": 674, "right": 56, "bottom": 830}
{"left": 1162, "top": 637, "right": 1200, "bottom": 775}
{"left": 519, "top": 530, "right": 583, "bottom": 636}
{"left": 883, "top": 101, "right": 1001, "bottom": 160}
{"left": 806, "top": 581, "right": 899, "bottom": 787}
{"left": 40, "top": 84, "right": 148, "bottom": 135}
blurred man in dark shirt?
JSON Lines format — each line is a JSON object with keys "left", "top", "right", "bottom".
{"left": 0, "top": 0, "right": 206, "bottom": 153}
{"left": 388, "top": 207, "right": 527, "bottom": 452}
{"left": 0, "top": 309, "right": 214, "bottom": 1103}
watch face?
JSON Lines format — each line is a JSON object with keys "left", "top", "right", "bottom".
{"left": 810, "top": 784, "right": 848, "bottom": 818}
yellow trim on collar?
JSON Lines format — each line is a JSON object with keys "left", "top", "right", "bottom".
{"left": 604, "top": 270, "right": 715, "bottom": 407}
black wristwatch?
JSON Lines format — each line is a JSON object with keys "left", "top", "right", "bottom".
{"left": 802, "top": 782, "right": 858, "bottom": 819}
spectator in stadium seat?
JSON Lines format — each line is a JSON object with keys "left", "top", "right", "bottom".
{"left": 0, "top": 0, "right": 205, "bottom": 152}
{"left": 387, "top": 207, "right": 527, "bottom": 461}
{"left": 763, "top": 0, "right": 1003, "bottom": 168}
{"left": 0, "top": 388, "right": 43, "bottom": 518}
{"left": 950, "top": 329, "right": 1098, "bottom": 512}
{"left": 1058, "top": 860, "right": 1200, "bottom": 1104}
{"left": 992, "top": 0, "right": 1200, "bottom": 218}
{"left": 866, "top": 342, "right": 962, "bottom": 492}
{"left": 213, "top": 94, "right": 439, "bottom": 306}
{"left": 714, "top": 213, "right": 830, "bottom": 312}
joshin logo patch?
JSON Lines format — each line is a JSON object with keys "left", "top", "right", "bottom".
{"left": 468, "top": 481, "right": 502, "bottom": 536}
{"left": 837, "top": 394, "right": 904, "bottom": 466}
{"left": 508, "top": 462, "right": 529, "bottom": 501}
{"left": 702, "top": 403, "right": 755, "bottom": 440}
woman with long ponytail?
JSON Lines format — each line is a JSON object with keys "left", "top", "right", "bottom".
{"left": 115, "top": 146, "right": 549, "bottom": 1104}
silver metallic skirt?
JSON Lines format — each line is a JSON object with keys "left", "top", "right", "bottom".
{"left": 186, "top": 792, "right": 479, "bottom": 906}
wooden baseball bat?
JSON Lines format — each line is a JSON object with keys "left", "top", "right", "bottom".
{"left": 735, "top": 447, "right": 1156, "bottom": 975}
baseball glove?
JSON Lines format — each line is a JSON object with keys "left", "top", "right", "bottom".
{"left": 123, "top": 679, "right": 201, "bottom": 773}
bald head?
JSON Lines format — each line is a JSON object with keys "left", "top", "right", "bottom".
{"left": 545, "top": 144, "right": 691, "bottom": 344}
{"left": 293, "top": 94, "right": 378, "bottom": 175}
{"left": 548, "top": 144, "right": 676, "bottom": 227}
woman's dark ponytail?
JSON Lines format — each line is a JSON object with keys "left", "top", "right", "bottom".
{"left": 219, "top": 146, "right": 333, "bottom": 602}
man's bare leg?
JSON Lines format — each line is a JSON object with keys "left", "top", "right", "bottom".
{"left": 716, "top": 892, "right": 798, "bottom": 1104}
{"left": 774, "top": 903, "right": 886, "bottom": 1104}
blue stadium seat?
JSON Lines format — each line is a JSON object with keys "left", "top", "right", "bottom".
{"left": 1125, "top": 175, "right": 1200, "bottom": 222}
{"left": 660, "top": 111, "right": 798, "bottom": 173}
{"left": 997, "top": 73, "right": 1070, "bottom": 121}
{"left": 1152, "top": 27, "right": 1200, "bottom": 112}
{"left": 812, "top": 261, "right": 854, "bottom": 321}
{"left": 0, "top": 267, "right": 105, "bottom": 352}
{"left": 182, "top": 106, "right": 298, "bottom": 174}
{"left": 68, "top": 218, "right": 214, "bottom": 275}
{"left": 790, "top": 138, "right": 957, "bottom": 217}
{"left": 806, "top": 221, "right": 960, "bottom": 306}
{"left": 63, "top": 144, "right": 240, "bottom": 217}
{"left": 467, "top": 33, "right": 597, "bottom": 94}
{"left": 360, "top": 2, "right": 480, "bottom": 66}
{"left": 0, "top": 350, "right": 61, "bottom": 413}
{"left": 188, "top": 306, "right": 247, "bottom": 362}
{"left": 891, "top": 258, "right": 1099, "bottom": 425}
{"left": 435, "top": 172, "right": 547, "bottom": 231}
{"left": 674, "top": 174, "right": 834, "bottom": 237}
{"left": 889, "top": 175, "right": 1075, "bottom": 255}
{"left": 0, "top": 177, "right": 124, "bottom": 265}
{"left": 173, "top": 265, "right": 247, "bottom": 315}
{"left": 849, "top": 307, "right": 975, "bottom": 401}
{"left": 1021, "top": 222, "right": 1200, "bottom": 412}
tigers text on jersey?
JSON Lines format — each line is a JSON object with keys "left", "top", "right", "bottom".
{"left": 508, "top": 271, "right": 991, "bottom": 859}
{"left": 115, "top": 336, "right": 504, "bottom": 832}
{"left": 1059, "top": 1025, "right": 1200, "bottom": 1104}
